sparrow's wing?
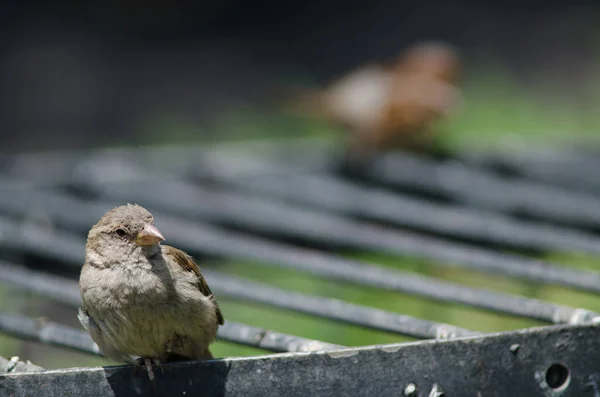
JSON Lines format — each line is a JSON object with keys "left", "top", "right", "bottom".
{"left": 162, "top": 245, "right": 224, "bottom": 325}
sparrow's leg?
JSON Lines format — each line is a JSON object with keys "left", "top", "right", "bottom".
{"left": 143, "top": 357, "right": 156, "bottom": 384}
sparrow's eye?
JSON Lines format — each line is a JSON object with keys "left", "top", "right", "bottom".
{"left": 115, "top": 229, "right": 127, "bottom": 237}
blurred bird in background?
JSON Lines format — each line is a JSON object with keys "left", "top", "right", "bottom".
{"left": 281, "top": 42, "right": 463, "bottom": 163}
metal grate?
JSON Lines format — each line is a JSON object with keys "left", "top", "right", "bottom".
{"left": 1, "top": 138, "right": 599, "bottom": 396}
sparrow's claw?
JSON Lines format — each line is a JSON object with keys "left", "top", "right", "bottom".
{"left": 132, "top": 356, "right": 162, "bottom": 384}
{"left": 143, "top": 357, "right": 156, "bottom": 384}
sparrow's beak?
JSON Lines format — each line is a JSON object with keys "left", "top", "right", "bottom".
{"left": 135, "top": 224, "right": 165, "bottom": 246}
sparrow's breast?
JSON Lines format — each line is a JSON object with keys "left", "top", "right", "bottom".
{"left": 80, "top": 261, "right": 177, "bottom": 359}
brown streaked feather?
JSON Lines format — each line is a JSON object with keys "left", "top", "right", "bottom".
{"left": 162, "top": 245, "right": 224, "bottom": 325}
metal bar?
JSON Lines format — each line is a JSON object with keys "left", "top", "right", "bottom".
{"left": 0, "top": 260, "right": 343, "bottom": 352}
{"left": 151, "top": 142, "right": 600, "bottom": 233}
{"left": 6, "top": 157, "right": 600, "bottom": 296}
{"left": 0, "top": 137, "right": 336, "bottom": 187}
{"left": 0, "top": 200, "right": 595, "bottom": 326}
{"left": 90, "top": 139, "right": 600, "bottom": 231}
{"left": 217, "top": 322, "right": 343, "bottom": 353}
{"left": 200, "top": 165, "right": 600, "bottom": 255}
{"left": 0, "top": 261, "right": 82, "bottom": 307}
{"left": 0, "top": 309, "right": 339, "bottom": 357}
{"left": 9, "top": 137, "right": 600, "bottom": 209}
{"left": 208, "top": 273, "right": 479, "bottom": 339}
{"left": 2, "top": 323, "right": 599, "bottom": 397}
{"left": 7, "top": 143, "right": 600, "bottom": 256}
{"left": 108, "top": 148, "right": 600, "bottom": 255}
{"left": 0, "top": 312, "right": 101, "bottom": 356}
{"left": 357, "top": 151, "right": 600, "bottom": 229}
{"left": 0, "top": 261, "right": 478, "bottom": 340}
{"left": 94, "top": 178, "right": 600, "bottom": 293}
{"left": 458, "top": 147, "right": 600, "bottom": 194}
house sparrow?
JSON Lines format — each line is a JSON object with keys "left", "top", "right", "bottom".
{"left": 280, "top": 42, "right": 462, "bottom": 161}
{"left": 78, "top": 204, "right": 223, "bottom": 383}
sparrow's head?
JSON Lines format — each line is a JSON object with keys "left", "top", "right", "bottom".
{"left": 86, "top": 204, "right": 165, "bottom": 265}
{"left": 396, "top": 42, "right": 462, "bottom": 83}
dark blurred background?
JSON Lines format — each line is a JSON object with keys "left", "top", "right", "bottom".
{"left": 2, "top": 1, "right": 600, "bottom": 151}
